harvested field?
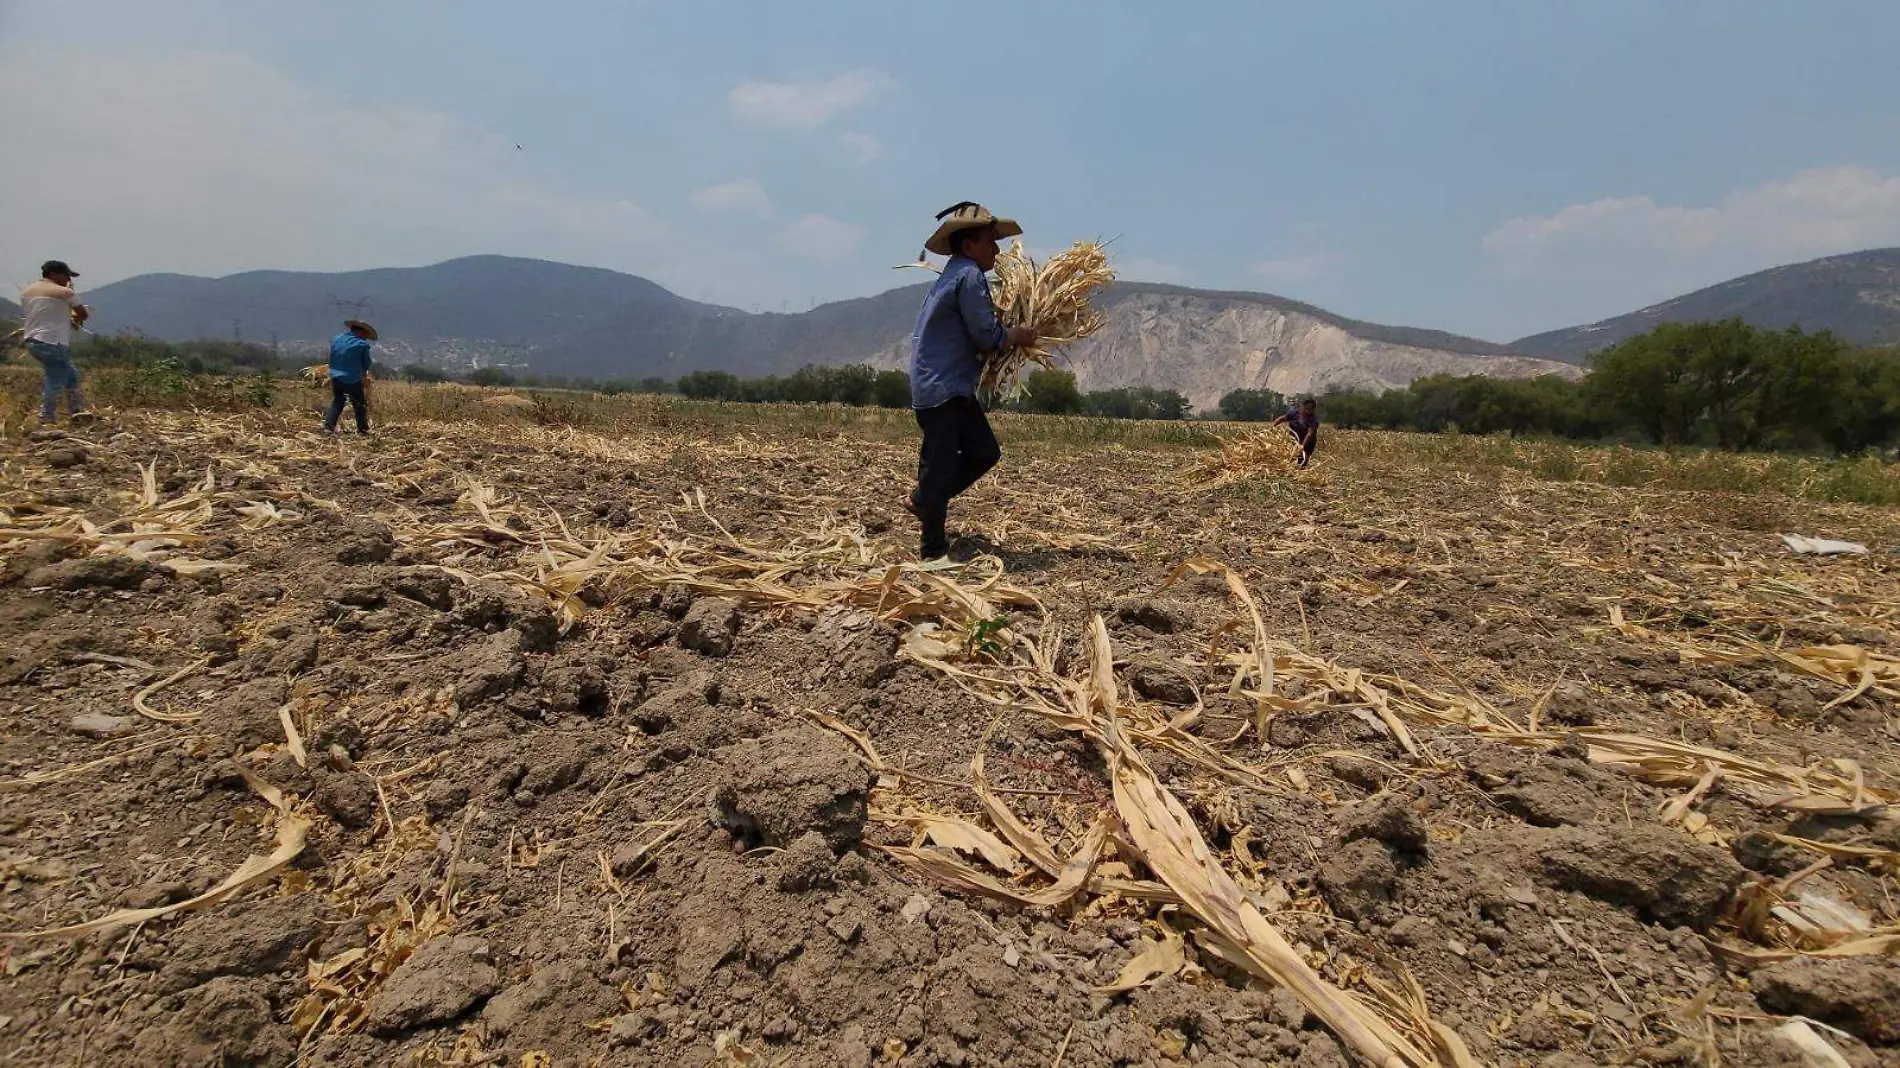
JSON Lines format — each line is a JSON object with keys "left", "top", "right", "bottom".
{"left": 2, "top": 393, "right": 1898, "bottom": 1067}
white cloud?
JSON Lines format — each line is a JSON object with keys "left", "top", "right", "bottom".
{"left": 690, "top": 179, "right": 773, "bottom": 218}
{"left": 1251, "top": 255, "right": 1335, "bottom": 285}
{"left": 729, "top": 71, "right": 889, "bottom": 129}
{"left": 839, "top": 131, "right": 884, "bottom": 164}
{"left": 1482, "top": 166, "right": 1900, "bottom": 276}
{"left": 1118, "top": 257, "right": 1190, "bottom": 285}
{"left": 0, "top": 48, "right": 668, "bottom": 286}
{"left": 781, "top": 214, "right": 865, "bottom": 261}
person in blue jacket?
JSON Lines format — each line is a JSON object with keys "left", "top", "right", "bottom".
{"left": 324, "top": 319, "right": 376, "bottom": 435}
{"left": 904, "top": 202, "right": 1037, "bottom": 560}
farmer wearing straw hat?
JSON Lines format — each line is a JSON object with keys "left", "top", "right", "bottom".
{"left": 904, "top": 203, "right": 1038, "bottom": 560}
{"left": 18, "top": 260, "right": 92, "bottom": 423}
{"left": 324, "top": 319, "right": 377, "bottom": 435}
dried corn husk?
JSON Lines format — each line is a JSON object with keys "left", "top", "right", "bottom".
{"left": 981, "top": 240, "right": 1114, "bottom": 403}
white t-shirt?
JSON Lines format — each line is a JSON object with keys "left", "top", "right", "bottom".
{"left": 20, "top": 280, "right": 81, "bottom": 346}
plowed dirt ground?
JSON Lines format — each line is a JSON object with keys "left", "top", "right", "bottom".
{"left": 2, "top": 396, "right": 1897, "bottom": 1067}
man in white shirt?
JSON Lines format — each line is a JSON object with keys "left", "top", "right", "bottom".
{"left": 18, "top": 259, "right": 91, "bottom": 422}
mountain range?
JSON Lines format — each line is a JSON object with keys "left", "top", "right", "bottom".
{"left": 1509, "top": 248, "right": 1900, "bottom": 362}
{"left": 10, "top": 247, "right": 1900, "bottom": 411}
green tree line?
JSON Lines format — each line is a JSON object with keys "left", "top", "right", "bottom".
{"left": 23, "top": 318, "right": 1894, "bottom": 450}
{"left": 1307, "top": 320, "right": 1900, "bottom": 455}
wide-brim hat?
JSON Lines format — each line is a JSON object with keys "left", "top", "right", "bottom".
{"left": 344, "top": 319, "right": 379, "bottom": 341}
{"left": 923, "top": 201, "right": 1023, "bottom": 257}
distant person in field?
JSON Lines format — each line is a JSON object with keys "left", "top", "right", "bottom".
{"left": 1272, "top": 397, "right": 1320, "bottom": 467}
{"left": 904, "top": 202, "right": 1038, "bottom": 560}
{"left": 324, "top": 319, "right": 376, "bottom": 435}
{"left": 18, "top": 260, "right": 91, "bottom": 423}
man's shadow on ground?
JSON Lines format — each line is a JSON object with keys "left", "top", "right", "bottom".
{"left": 947, "top": 533, "right": 1059, "bottom": 572}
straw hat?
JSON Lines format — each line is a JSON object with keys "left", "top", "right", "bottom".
{"left": 924, "top": 201, "right": 1023, "bottom": 257}
{"left": 344, "top": 319, "right": 379, "bottom": 341}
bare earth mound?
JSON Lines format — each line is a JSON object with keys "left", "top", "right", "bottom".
{"left": 1, "top": 406, "right": 1897, "bottom": 1067}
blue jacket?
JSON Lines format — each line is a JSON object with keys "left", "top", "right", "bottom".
{"left": 328, "top": 334, "right": 373, "bottom": 384}
{"left": 909, "top": 255, "right": 1008, "bottom": 409}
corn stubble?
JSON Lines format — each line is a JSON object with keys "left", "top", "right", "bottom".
{"left": 4, "top": 406, "right": 1896, "bottom": 1067}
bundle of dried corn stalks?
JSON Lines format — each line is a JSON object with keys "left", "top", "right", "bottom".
{"left": 982, "top": 240, "right": 1114, "bottom": 403}
{"left": 300, "top": 364, "right": 375, "bottom": 387}
{"left": 1186, "top": 426, "right": 1317, "bottom": 487}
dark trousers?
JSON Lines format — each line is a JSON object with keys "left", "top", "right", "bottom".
{"left": 325, "top": 379, "right": 369, "bottom": 433}
{"left": 913, "top": 397, "right": 1000, "bottom": 558}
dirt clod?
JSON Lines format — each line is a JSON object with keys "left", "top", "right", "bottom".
{"left": 1536, "top": 824, "right": 1746, "bottom": 929}
{"left": 365, "top": 935, "right": 501, "bottom": 1035}
{"left": 156, "top": 894, "right": 322, "bottom": 991}
{"left": 1317, "top": 838, "right": 1397, "bottom": 921}
{"left": 131, "top": 977, "right": 295, "bottom": 1067}
{"left": 312, "top": 769, "right": 379, "bottom": 828}
{"left": 1338, "top": 795, "right": 1429, "bottom": 856}
{"left": 542, "top": 663, "right": 610, "bottom": 717}
{"left": 1128, "top": 660, "right": 1198, "bottom": 705}
{"left": 384, "top": 565, "right": 456, "bottom": 610}
{"left": 776, "top": 830, "right": 838, "bottom": 892}
{"left": 1467, "top": 745, "right": 1617, "bottom": 827}
{"left": 25, "top": 555, "right": 152, "bottom": 590}
{"left": 333, "top": 521, "right": 395, "bottom": 565}
{"left": 679, "top": 597, "right": 742, "bottom": 657}
{"left": 200, "top": 677, "right": 292, "bottom": 753}
{"left": 711, "top": 726, "right": 871, "bottom": 852}
{"left": 453, "top": 630, "right": 527, "bottom": 706}
{"left": 481, "top": 959, "right": 621, "bottom": 1054}
{"left": 1113, "top": 597, "right": 1187, "bottom": 634}
{"left": 1753, "top": 957, "right": 1900, "bottom": 1045}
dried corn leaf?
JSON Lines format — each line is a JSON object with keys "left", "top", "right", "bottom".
{"left": 908, "top": 813, "right": 1023, "bottom": 874}
{"left": 1770, "top": 890, "right": 1873, "bottom": 949}
{"left": 1094, "top": 927, "right": 1185, "bottom": 995}
{"left": 1773, "top": 1020, "right": 1854, "bottom": 1068}
{"left": 1075, "top": 617, "right": 1439, "bottom": 1068}
{"left": 880, "top": 814, "right": 1109, "bottom": 908}
{"left": 278, "top": 702, "right": 308, "bottom": 768}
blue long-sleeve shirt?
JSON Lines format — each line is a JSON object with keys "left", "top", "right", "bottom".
{"left": 909, "top": 255, "right": 1009, "bottom": 409}
{"left": 328, "top": 333, "right": 373, "bottom": 384}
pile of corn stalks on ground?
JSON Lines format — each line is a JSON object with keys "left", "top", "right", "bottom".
{"left": 1, "top": 403, "right": 1896, "bottom": 1067}
{"left": 1186, "top": 426, "right": 1325, "bottom": 488}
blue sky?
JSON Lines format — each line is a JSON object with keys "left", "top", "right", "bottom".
{"left": 5, "top": 0, "right": 1900, "bottom": 340}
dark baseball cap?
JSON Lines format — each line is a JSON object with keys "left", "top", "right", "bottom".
{"left": 41, "top": 260, "right": 78, "bottom": 278}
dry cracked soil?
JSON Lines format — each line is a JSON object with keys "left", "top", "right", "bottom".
{"left": 2, "top": 404, "right": 1898, "bottom": 1068}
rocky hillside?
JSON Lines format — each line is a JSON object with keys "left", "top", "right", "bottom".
{"left": 1514, "top": 247, "right": 1900, "bottom": 363}
{"left": 1063, "top": 286, "right": 1573, "bottom": 413}
{"left": 76, "top": 256, "right": 1577, "bottom": 405}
